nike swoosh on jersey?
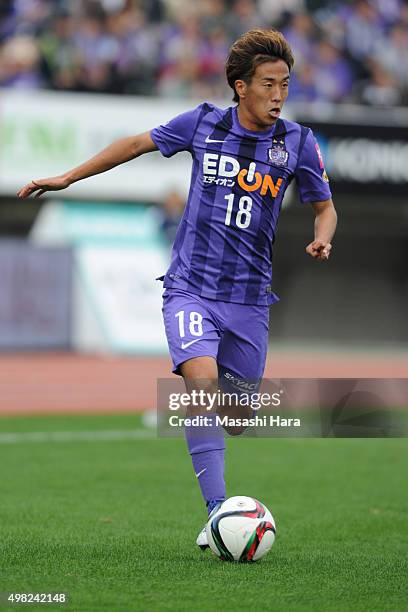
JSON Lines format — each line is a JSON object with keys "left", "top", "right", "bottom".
{"left": 181, "top": 338, "right": 202, "bottom": 350}
{"left": 205, "top": 135, "right": 224, "bottom": 143}
{"left": 195, "top": 468, "right": 207, "bottom": 478}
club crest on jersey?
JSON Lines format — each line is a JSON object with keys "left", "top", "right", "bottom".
{"left": 268, "top": 139, "right": 288, "bottom": 167}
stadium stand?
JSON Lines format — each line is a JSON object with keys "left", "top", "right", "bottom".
{"left": 1, "top": 0, "right": 407, "bottom": 105}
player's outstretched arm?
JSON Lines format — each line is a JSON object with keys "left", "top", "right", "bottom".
{"left": 17, "top": 131, "right": 158, "bottom": 199}
{"left": 306, "top": 199, "right": 337, "bottom": 261}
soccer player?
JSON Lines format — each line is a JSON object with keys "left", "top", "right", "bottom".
{"left": 18, "top": 29, "right": 337, "bottom": 549}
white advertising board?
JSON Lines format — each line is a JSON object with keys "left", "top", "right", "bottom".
{"left": 29, "top": 200, "right": 170, "bottom": 354}
{"left": 76, "top": 244, "right": 168, "bottom": 354}
{"left": 0, "top": 89, "right": 199, "bottom": 200}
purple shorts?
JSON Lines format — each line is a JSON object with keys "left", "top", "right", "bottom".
{"left": 162, "top": 288, "right": 269, "bottom": 381}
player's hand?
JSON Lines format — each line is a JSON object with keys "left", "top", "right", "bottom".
{"left": 305, "top": 240, "right": 332, "bottom": 261}
{"left": 17, "top": 175, "right": 71, "bottom": 199}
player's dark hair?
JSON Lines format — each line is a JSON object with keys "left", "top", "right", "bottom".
{"left": 226, "top": 29, "right": 294, "bottom": 103}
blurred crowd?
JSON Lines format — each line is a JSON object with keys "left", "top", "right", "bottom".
{"left": 1, "top": 0, "right": 408, "bottom": 106}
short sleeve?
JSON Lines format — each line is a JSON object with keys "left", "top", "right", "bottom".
{"left": 295, "top": 129, "right": 332, "bottom": 203}
{"left": 150, "top": 104, "right": 204, "bottom": 157}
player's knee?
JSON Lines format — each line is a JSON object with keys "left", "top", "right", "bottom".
{"left": 180, "top": 356, "right": 218, "bottom": 381}
{"left": 223, "top": 423, "right": 248, "bottom": 436}
{"left": 181, "top": 361, "right": 218, "bottom": 416}
{"left": 181, "top": 357, "right": 218, "bottom": 415}
{"left": 218, "top": 402, "right": 251, "bottom": 436}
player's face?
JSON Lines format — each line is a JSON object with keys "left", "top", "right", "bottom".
{"left": 235, "top": 60, "right": 290, "bottom": 130}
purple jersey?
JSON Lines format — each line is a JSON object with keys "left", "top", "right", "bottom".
{"left": 151, "top": 103, "right": 331, "bottom": 306}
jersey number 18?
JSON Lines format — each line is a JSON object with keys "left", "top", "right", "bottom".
{"left": 224, "top": 194, "right": 252, "bottom": 229}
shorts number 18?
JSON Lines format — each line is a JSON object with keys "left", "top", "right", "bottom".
{"left": 175, "top": 310, "right": 203, "bottom": 338}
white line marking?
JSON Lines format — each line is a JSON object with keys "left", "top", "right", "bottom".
{"left": 0, "top": 429, "right": 155, "bottom": 444}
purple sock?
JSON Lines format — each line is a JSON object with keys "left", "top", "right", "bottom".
{"left": 191, "top": 448, "right": 225, "bottom": 513}
{"left": 207, "top": 498, "right": 222, "bottom": 515}
{"left": 185, "top": 415, "right": 225, "bottom": 512}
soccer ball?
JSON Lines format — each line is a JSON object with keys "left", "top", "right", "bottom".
{"left": 206, "top": 496, "right": 276, "bottom": 562}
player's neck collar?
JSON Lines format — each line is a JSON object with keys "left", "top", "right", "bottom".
{"left": 232, "top": 105, "right": 280, "bottom": 139}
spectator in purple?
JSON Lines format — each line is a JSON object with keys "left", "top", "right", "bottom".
{"left": 313, "top": 39, "right": 353, "bottom": 102}
{"left": 374, "top": 24, "right": 408, "bottom": 90}
{"left": 0, "top": 35, "right": 43, "bottom": 89}
{"left": 39, "top": 13, "right": 82, "bottom": 91}
{"left": 282, "top": 12, "right": 316, "bottom": 69}
{"left": 226, "top": 0, "right": 263, "bottom": 40}
{"left": 342, "top": 0, "right": 384, "bottom": 63}
{"left": 157, "top": 11, "right": 204, "bottom": 95}
{"left": 289, "top": 63, "right": 321, "bottom": 102}
{"left": 106, "top": 6, "right": 159, "bottom": 94}
{"left": 357, "top": 58, "right": 402, "bottom": 106}
{"left": 200, "top": 26, "right": 230, "bottom": 95}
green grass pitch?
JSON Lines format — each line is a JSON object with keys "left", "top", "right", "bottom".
{"left": 0, "top": 414, "right": 406, "bottom": 611}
